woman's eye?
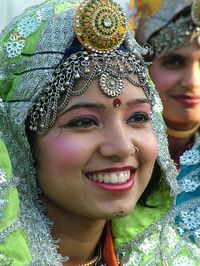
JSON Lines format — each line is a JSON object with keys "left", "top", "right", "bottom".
{"left": 63, "top": 116, "right": 99, "bottom": 128}
{"left": 127, "top": 112, "right": 151, "bottom": 124}
{"left": 161, "top": 55, "right": 184, "bottom": 69}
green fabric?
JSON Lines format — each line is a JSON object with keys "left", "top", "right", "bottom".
{"left": 0, "top": 140, "right": 32, "bottom": 265}
{"left": 0, "top": 230, "right": 32, "bottom": 266}
{"left": 0, "top": 23, "right": 45, "bottom": 101}
{"left": 55, "top": 1, "right": 80, "bottom": 12}
{"left": 112, "top": 182, "right": 172, "bottom": 248}
{"left": 0, "top": 140, "right": 11, "bottom": 174}
{"left": 0, "top": 1, "right": 79, "bottom": 101}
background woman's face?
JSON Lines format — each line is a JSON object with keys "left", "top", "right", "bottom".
{"left": 150, "top": 41, "right": 200, "bottom": 129}
{"left": 34, "top": 77, "right": 158, "bottom": 222}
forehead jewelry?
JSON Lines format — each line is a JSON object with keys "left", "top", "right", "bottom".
{"left": 113, "top": 98, "right": 121, "bottom": 108}
{"left": 28, "top": 0, "right": 151, "bottom": 135}
{"left": 132, "top": 145, "right": 139, "bottom": 156}
{"left": 150, "top": 1, "right": 200, "bottom": 56}
{"left": 74, "top": 0, "right": 127, "bottom": 52}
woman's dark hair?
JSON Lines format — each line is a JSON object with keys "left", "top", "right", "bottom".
{"left": 138, "top": 161, "right": 162, "bottom": 207}
{"left": 25, "top": 123, "right": 37, "bottom": 166}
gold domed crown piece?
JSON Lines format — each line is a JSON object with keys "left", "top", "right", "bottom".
{"left": 74, "top": 0, "right": 127, "bottom": 52}
{"left": 192, "top": 0, "right": 200, "bottom": 25}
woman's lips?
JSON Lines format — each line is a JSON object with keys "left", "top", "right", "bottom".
{"left": 86, "top": 167, "right": 136, "bottom": 192}
{"left": 172, "top": 95, "right": 200, "bottom": 107}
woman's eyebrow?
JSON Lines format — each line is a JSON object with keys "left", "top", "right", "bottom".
{"left": 59, "top": 98, "right": 151, "bottom": 116}
{"left": 126, "top": 98, "right": 151, "bottom": 107}
{"left": 59, "top": 102, "right": 106, "bottom": 116}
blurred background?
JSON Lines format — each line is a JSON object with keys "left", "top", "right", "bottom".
{"left": 0, "top": 0, "right": 43, "bottom": 32}
{"left": 0, "top": 0, "right": 132, "bottom": 33}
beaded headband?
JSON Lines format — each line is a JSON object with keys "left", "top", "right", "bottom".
{"left": 28, "top": 48, "right": 152, "bottom": 135}
{"left": 149, "top": 1, "right": 200, "bottom": 56}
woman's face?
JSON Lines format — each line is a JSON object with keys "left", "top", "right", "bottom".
{"left": 34, "top": 77, "right": 158, "bottom": 221}
{"left": 150, "top": 41, "right": 200, "bottom": 129}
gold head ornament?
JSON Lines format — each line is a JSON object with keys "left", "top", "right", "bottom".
{"left": 192, "top": 0, "right": 200, "bottom": 25}
{"left": 74, "top": 0, "right": 127, "bottom": 52}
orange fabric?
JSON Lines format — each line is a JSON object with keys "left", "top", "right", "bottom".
{"left": 103, "top": 222, "right": 119, "bottom": 266}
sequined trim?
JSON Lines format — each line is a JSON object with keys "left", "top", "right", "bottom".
{"left": 0, "top": 171, "right": 21, "bottom": 264}
{"left": 116, "top": 210, "right": 200, "bottom": 265}
{"left": 0, "top": 253, "right": 13, "bottom": 265}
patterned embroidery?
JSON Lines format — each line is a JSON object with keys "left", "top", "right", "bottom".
{"left": 0, "top": 253, "right": 13, "bottom": 265}
{"left": 175, "top": 140, "right": 200, "bottom": 245}
{"left": 17, "top": 16, "right": 42, "bottom": 38}
{"left": 180, "top": 209, "right": 200, "bottom": 231}
{"left": 180, "top": 149, "right": 200, "bottom": 166}
{"left": 123, "top": 252, "right": 142, "bottom": 266}
{"left": 0, "top": 168, "right": 6, "bottom": 184}
{"left": 0, "top": 169, "right": 8, "bottom": 219}
{"left": 172, "top": 256, "right": 196, "bottom": 266}
{"left": 139, "top": 235, "right": 158, "bottom": 255}
{"left": 4, "top": 37, "right": 25, "bottom": 59}
{"left": 4, "top": 5, "right": 50, "bottom": 58}
{"left": 180, "top": 176, "right": 200, "bottom": 192}
{"left": 117, "top": 215, "right": 200, "bottom": 265}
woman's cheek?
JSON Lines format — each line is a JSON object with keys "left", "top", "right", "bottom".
{"left": 143, "top": 131, "right": 158, "bottom": 161}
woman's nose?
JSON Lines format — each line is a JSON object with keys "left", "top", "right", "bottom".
{"left": 99, "top": 123, "right": 135, "bottom": 160}
{"left": 181, "top": 62, "right": 200, "bottom": 90}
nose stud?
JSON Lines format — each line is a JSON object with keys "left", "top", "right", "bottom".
{"left": 132, "top": 145, "right": 139, "bottom": 155}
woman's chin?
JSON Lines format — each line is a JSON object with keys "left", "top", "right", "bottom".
{"left": 102, "top": 204, "right": 136, "bottom": 220}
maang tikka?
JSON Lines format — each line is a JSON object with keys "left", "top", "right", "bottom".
{"left": 28, "top": 0, "right": 152, "bottom": 135}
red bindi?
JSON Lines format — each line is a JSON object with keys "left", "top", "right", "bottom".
{"left": 113, "top": 98, "right": 121, "bottom": 108}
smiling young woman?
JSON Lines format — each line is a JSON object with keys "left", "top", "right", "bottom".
{"left": 150, "top": 41, "right": 200, "bottom": 151}
{"left": 133, "top": 0, "right": 200, "bottom": 167}
{"left": 0, "top": 0, "right": 180, "bottom": 265}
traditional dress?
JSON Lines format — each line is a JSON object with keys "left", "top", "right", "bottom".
{"left": 0, "top": 0, "right": 180, "bottom": 265}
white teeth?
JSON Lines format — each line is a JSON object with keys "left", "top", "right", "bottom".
{"left": 110, "top": 174, "right": 118, "bottom": 184}
{"left": 104, "top": 175, "right": 110, "bottom": 184}
{"left": 88, "top": 170, "right": 131, "bottom": 184}
{"left": 98, "top": 174, "right": 104, "bottom": 183}
{"left": 118, "top": 173, "right": 125, "bottom": 183}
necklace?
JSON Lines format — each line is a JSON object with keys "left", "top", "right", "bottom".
{"left": 77, "top": 244, "right": 102, "bottom": 266}
{"left": 167, "top": 123, "right": 200, "bottom": 138}
{"left": 77, "top": 255, "right": 100, "bottom": 266}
